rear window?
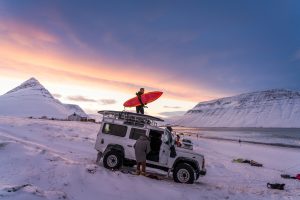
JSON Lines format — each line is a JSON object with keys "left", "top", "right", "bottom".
{"left": 102, "top": 123, "right": 127, "bottom": 137}
{"left": 129, "top": 128, "right": 147, "bottom": 140}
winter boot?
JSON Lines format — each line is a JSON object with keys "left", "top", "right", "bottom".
{"left": 134, "top": 170, "right": 141, "bottom": 175}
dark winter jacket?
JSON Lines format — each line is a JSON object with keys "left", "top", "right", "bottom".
{"left": 134, "top": 135, "right": 151, "bottom": 162}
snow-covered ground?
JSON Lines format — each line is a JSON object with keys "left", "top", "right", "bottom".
{"left": 0, "top": 116, "right": 299, "bottom": 200}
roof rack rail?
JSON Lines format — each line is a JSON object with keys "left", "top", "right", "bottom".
{"left": 98, "top": 110, "right": 164, "bottom": 127}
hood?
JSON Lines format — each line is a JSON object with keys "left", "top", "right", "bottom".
{"left": 175, "top": 146, "right": 203, "bottom": 157}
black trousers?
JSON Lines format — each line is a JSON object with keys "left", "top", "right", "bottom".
{"left": 136, "top": 106, "right": 144, "bottom": 114}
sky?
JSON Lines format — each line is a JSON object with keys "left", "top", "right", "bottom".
{"left": 0, "top": 0, "right": 300, "bottom": 117}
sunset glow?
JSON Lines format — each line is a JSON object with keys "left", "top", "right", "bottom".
{"left": 1, "top": 1, "right": 299, "bottom": 117}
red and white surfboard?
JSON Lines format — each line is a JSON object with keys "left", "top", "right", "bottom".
{"left": 123, "top": 91, "right": 163, "bottom": 107}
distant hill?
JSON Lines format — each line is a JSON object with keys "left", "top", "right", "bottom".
{"left": 0, "top": 77, "right": 86, "bottom": 119}
{"left": 172, "top": 89, "right": 300, "bottom": 128}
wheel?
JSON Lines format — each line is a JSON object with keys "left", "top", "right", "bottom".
{"left": 103, "top": 151, "right": 123, "bottom": 170}
{"left": 173, "top": 163, "right": 195, "bottom": 184}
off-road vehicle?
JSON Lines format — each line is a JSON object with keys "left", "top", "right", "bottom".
{"left": 94, "top": 110, "right": 206, "bottom": 184}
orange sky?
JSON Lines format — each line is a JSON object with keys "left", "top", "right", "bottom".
{"left": 0, "top": 19, "right": 223, "bottom": 116}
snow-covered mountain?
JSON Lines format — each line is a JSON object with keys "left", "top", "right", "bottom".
{"left": 173, "top": 89, "right": 300, "bottom": 128}
{"left": 0, "top": 77, "right": 86, "bottom": 119}
{"left": 64, "top": 104, "right": 87, "bottom": 117}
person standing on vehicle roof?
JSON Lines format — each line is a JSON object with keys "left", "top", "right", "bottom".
{"left": 136, "top": 88, "right": 146, "bottom": 114}
{"left": 134, "top": 133, "right": 151, "bottom": 175}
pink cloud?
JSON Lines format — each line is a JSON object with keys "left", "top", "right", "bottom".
{"left": 0, "top": 19, "right": 59, "bottom": 49}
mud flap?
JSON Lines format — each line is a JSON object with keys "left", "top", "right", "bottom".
{"left": 96, "top": 152, "right": 103, "bottom": 165}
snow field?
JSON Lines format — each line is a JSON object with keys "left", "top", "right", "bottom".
{"left": 0, "top": 117, "right": 299, "bottom": 200}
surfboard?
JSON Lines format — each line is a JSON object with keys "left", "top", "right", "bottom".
{"left": 123, "top": 91, "right": 163, "bottom": 107}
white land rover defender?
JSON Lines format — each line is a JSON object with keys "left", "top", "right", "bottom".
{"left": 94, "top": 111, "right": 206, "bottom": 184}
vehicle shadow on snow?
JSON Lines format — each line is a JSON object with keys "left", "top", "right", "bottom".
{"left": 92, "top": 163, "right": 210, "bottom": 186}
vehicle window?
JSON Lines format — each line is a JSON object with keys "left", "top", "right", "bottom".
{"left": 129, "top": 128, "right": 146, "bottom": 140}
{"left": 102, "top": 123, "right": 127, "bottom": 137}
{"left": 149, "top": 129, "right": 164, "bottom": 136}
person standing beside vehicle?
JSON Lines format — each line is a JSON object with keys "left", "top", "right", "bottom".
{"left": 175, "top": 135, "right": 182, "bottom": 147}
{"left": 134, "top": 133, "right": 151, "bottom": 175}
{"left": 136, "top": 88, "right": 146, "bottom": 114}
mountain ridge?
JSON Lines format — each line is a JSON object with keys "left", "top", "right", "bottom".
{"left": 173, "top": 89, "right": 300, "bottom": 128}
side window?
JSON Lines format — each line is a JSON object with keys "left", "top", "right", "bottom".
{"left": 102, "top": 123, "right": 127, "bottom": 137}
{"left": 129, "top": 128, "right": 146, "bottom": 140}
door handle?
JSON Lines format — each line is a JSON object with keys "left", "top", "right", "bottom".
{"left": 127, "top": 145, "right": 133, "bottom": 147}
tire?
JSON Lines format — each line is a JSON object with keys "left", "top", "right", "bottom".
{"left": 173, "top": 163, "right": 195, "bottom": 184}
{"left": 103, "top": 151, "right": 123, "bottom": 170}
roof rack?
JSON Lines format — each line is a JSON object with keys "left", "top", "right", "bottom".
{"left": 98, "top": 110, "right": 164, "bottom": 127}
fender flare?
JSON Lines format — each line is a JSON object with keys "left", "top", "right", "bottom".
{"left": 172, "top": 157, "right": 200, "bottom": 172}
{"left": 104, "top": 144, "right": 125, "bottom": 158}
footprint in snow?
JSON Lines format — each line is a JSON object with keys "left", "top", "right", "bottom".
{"left": 86, "top": 164, "right": 98, "bottom": 174}
{"left": 0, "top": 142, "right": 9, "bottom": 150}
{"left": 47, "top": 156, "right": 64, "bottom": 162}
{"left": 2, "top": 184, "right": 68, "bottom": 199}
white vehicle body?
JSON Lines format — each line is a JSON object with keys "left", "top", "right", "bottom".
{"left": 94, "top": 111, "right": 206, "bottom": 184}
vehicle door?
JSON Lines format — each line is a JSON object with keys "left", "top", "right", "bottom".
{"left": 125, "top": 127, "right": 148, "bottom": 160}
{"left": 159, "top": 129, "right": 172, "bottom": 165}
{"left": 100, "top": 122, "right": 128, "bottom": 151}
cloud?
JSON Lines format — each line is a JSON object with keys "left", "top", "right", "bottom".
{"left": 99, "top": 99, "right": 117, "bottom": 105}
{"left": 67, "top": 95, "right": 97, "bottom": 102}
{"left": 0, "top": 19, "right": 58, "bottom": 48}
{"left": 158, "top": 111, "right": 186, "bottom": 117}
{"left": 0, "top": 17, "right": 221, "bottom": 103}
{"left": 66, "top": 95, "right": 116, "bottom": 105}
{"left": 163, "top": 106, "right": 182, "bottom": 109}
{"left": 0, "top": 58, "right": 215, "bottom": 102}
